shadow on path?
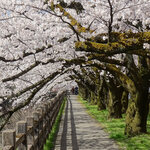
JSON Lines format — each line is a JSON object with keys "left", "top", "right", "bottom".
{"left": 69, "top": 98, "right": 79, "bottom": 150}
{"left": 60, "top": 99, "right": 68, "bottom": 150}
{"left": 60, "top": 97, "right": 79, "bottom": 150}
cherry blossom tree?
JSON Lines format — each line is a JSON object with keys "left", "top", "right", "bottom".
{"left": 48, "top": 0, "right": 150, "bottom": 136}
{"left": 0, "top": 0, "right": 77, "bottom": 130}
{"left": 0, "top": 0, "right": 150, "bottom": 137}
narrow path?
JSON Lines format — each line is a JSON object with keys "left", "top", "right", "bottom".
{"left": 54, "top": 95, "right": 119, "bottom": 150}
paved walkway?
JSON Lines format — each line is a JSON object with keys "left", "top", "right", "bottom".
{"left": 54, "top": 95, "right": 119, "bottom": 150}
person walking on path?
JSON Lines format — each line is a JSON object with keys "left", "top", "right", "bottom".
{"left": 74, "top": 86, "right": 78, "bottom": 95}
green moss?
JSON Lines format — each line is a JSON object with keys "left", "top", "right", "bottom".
{"left": 44, "top": 98, "right": 66, "bottom": 150}
{"left": 75, "top": 41, "right": 88, "bottom": 49}
{"left": 71, "top": 19, "right": 78, "bottom": 26}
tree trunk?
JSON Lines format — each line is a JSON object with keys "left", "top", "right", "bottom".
{"left": 108, "top": 86, "right": 123, "bottom": 118}
{"left": 97, "top": 95, "right": 106, "bottom": 110}
{"left": 124, "top": 54, "right": 150, "bottom": 136}
{"left": 97, "top": 86, "right": 106, "bottom": 110}
{"left": 121, "top": 90, "right": 129, "bottom": 113}
{"left": 90, "top": 91, "right": 96, "bottom": 104}
{"left": 106, "top": 77, "right": 123, "bottom": 118}
{"left": 125, "top": 87, "right": 149, "bottom": 136}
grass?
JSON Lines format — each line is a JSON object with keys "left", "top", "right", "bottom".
{"left": 79, "top": 97, "right": 150, "bottom": 150}
{"left": 44, "top": 98, "right": 66, "bottom": 150}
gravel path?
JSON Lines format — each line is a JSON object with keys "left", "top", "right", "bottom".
{"left": 54, "top": 95, "right": 119, "bottom": 150}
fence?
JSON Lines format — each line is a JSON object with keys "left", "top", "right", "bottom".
{"left": 1, "top": 91, "right": 66, "bottom": 150}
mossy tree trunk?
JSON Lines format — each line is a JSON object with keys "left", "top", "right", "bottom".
{"left": 97, "top": 91, "right": 106, "bottom": 110}
{"left": 97, "top": 79, "right": 107, "bottom": 110}
{"left": 78, "top": 84, "right": 87, "bottom": 99}
{"left": 125, "top": 87, "right": 149, "bottom": 136}
{"left": 121, "top": 90, "right": 129, "bottom": 113}
{"left": 107, "top": 78, "right": 123, "bottom": 118}
{"left": 90, "top": 91, "right": 97, "bottom": 105}
{"left": 124, "top": 54, "right": 150, "bottom": 136}
{"left": 79, "top": 87, "right": 89, "bottom": 100}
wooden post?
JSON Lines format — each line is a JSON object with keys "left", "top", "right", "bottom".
{"left": 16, "top": 121, "right": 27, "bottom": 150}
{"left": 43, "top": 104, "right": 49, "bottom": 141}
{"left": 36, "top": 108, "right": 43, "bottom": 132}
{"left": 36, "top": 107, "right": 44, "bottom": 150}
{"left": 2, "top": 130, "right": 16, "bottom": 150}
{"left": 51, "top": 98, "right": 57, "bottom": 126}
{"left": 26, "top": 116, "right": 34, "bottom": 150}
{"left": 33, "top": 111, "right": 40, "bottom": 150}
{"left": 47, "top": 102, "right": 52, "bottom": 134}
